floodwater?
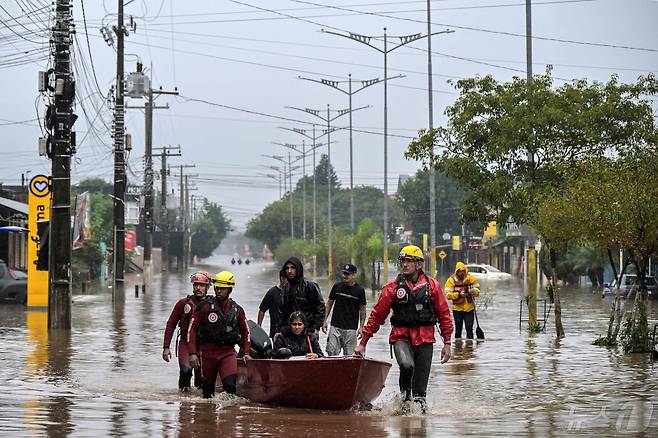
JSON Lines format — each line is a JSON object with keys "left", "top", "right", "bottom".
{"left": 1, "top": 256, "right": 657, "bottom": 437}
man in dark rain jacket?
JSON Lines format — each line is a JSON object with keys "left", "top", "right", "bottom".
{"left": 278, "top": 257, "right": 325, "bottom": 334}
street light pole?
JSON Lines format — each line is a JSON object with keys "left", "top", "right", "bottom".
{"left": 322, "top": 26, "right": 453, "bottom": 283}
{"left": 278, "top": 125, "right": 331, "bottom": 245}
{"left": 299, "top": 74, "right": 400, "bottom": 232}
{"left": 272, "top": 142, "right": 312, "bottom": 241}
{"left": 286, "top": 105, "right": 367, "bottom": 283}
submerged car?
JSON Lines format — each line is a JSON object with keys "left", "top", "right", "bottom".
{"left": 465, "top": 264, "right": 513, "bottom": 281}
{"left": 0, "top": 260, "right": 27, "bottom": 304}
{"left": 602, "top": 274, "right": 657, "bottom": 298}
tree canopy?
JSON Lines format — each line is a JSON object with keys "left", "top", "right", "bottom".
{"left": 190, "top": 200, "right": 232, "bottom": 259}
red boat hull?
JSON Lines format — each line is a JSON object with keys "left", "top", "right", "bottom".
{"left": 236, "top": 356, "right": 391, "bottom": 410}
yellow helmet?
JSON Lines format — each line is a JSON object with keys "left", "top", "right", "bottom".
{"left": 213, "top": 271, "right": 236, "bottom": 288}
{"left": 399, "top": 245, "right": 424, "bottom": 262}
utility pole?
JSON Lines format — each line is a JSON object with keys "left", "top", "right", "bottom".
{"left": 272, "top": 142, "right": 309, "bottom": 240}
{"left": 298, "top": 74, "right": 400, "bottom": 231}
{"left": 173, "top": 164, "right": 195, "bottom": 270}
{"left": 154, "top": 146, "right": 181, "bottom": 272}
{"left": 286, "top": 106, "right": 365, "bottom": 283}
{"left": 279, "top": 125, "right": 333, "bottom": 245}
{"left": 48, "top": 0, "right": 75, "bottom": 329}
{"left": 125, "top": 67, "right": 178, "bottom": 280}
{"left": 427, "top": 0, "right": 437, "bottom": 278}
{"left": 185, "top": 175, "right": 190, "bottom": 269}
{"left": 323, "top": 26, "right": 453, "bottom": 282}
{"left": 112, "top": 0, "right": 127, "bottom": 284}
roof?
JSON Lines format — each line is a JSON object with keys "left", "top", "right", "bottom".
{"left": 0, "top": 196, "right": 28, "bottom": 215}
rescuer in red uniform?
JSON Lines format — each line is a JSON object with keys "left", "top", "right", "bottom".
{"left": 188, "top": 271, "right": 251, "bottom": 399}
{"left": 162, "top": 271, "right": 212, "bottom": 392}
{"left": 354, "top": 245, "right": 453, "bottom": 414}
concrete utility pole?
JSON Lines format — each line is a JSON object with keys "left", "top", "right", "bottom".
{"left": 125, "top": 71, "right": 178, "bottom": 280}
{"left": 286, "top": 106, "right": 365, "bottom": 283}
{"left": 525, "top": 0, "right": 539, "bottom": 329}
{"left": 175, "top": 164, "right": 195, "bottom": 270}
{"left": 299, "top": 74, "right": 400, "bottom": 231}
{"left": 279, "top": 125, "right": 333, "bottom": 245}
{"left": 112, "top": 0, "right": 132, "bottom": 284}
{"left": 427, "top": 0, "right": 437, "bottom": 278}
{"left": 48, "top": 0, "right": 75, "bottom": 329}
{"left": 272, "top": 142, "right": 309, "bottom": 240}
{"left": 154, "top": 146, "right": 181, "bottom": 271}
{"left": 323, "top": 26, "right": 452, "bottom": 282}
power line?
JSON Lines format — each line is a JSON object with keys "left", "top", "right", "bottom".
{"left": 288, "top": 0, "right": 658, "bottom": 53}
{"left": 176, "top": 94, "right": 415, "bottom": 139}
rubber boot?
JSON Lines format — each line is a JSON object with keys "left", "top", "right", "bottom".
{"left": 413, "top": 395, "right": 428, "bottom": 414}
{"left": 400, "top": 388, "right": 412, "bottom": 415}
{"left": 201, "top": 381, "right": 215, "bottom": 399}
{"left": 222, "top": 374, "right": 237, "bottom": 397}
{"left": 193, "top": 368, "right": 203, "bottom": 389}
{"left": 178, "top": 369, "right": 193, "bottom": 392}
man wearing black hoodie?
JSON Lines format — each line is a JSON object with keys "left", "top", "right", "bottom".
{"left": 278, "top": 257, "right": 325, "bottom": 334}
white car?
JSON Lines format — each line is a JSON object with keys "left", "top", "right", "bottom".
{"left": 465, "top": 264, "right": 513, "bottom": 281}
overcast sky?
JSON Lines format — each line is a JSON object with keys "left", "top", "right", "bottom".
{"left": 1, "top": 0, "right": 657, "bottom": 229}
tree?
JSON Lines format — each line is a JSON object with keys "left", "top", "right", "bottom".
{"left": 547, "top": 154, "right": 658, "bottom": 352}
{"left": 406, "top": 71, "right": 658, "bottom": 338}
{"left": 396, "top": 169, "right": 468, "bottom": 237}
{"left": 190, "top": 200, "right": 232, "bottom": 259}
{"left": 71, "top": 179, "right": 114, "bottom": 278}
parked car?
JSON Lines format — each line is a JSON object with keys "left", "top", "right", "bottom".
{"left": 602, "top": 274, "right": 657, "bottom": 298}
{"left": 465, "top": 264, "right": 513, "bottom": 281}
{"left": 0, "top": 260, "right": 27, "bottom": 304}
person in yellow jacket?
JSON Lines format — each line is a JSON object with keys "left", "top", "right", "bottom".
{"left": 444, "top": 262, "right": 480, "bottom": 340}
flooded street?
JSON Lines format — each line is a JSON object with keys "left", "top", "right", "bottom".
{"left": 2, "top": 257, "right": 657, "bottom": 437}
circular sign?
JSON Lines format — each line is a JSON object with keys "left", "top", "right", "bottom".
{"left": 183, "top": 303, "right": 192, "bottom": 314}
{"left": 396, "top": 288, "right": 407, "bottom": 299}
{"left": 29, "top": 175, "right": 50, "bottom": 197}
{"left": 208, "top": 312, "right": 218, "bottom": 323}
{"left": 438, "top": 250, "right": 447, "bottom": 260}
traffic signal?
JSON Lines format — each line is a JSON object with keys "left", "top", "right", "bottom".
{"left": 36, "top": 220, "right": 49, "bottom": 271}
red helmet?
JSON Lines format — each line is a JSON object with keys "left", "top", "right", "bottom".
{"left": 190, "top": 271, "right": 212, "bottom": 285}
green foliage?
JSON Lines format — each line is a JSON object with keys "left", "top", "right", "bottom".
{"left": 593, "top": 335, "right": 617, "bottom": 347}
{"left": 190, "top": 200, "right": 232, "bottom": 259}
{"left": 405, "top": 72, "right": 658, "bottom": 229}
{"left": 247, "top": 154, "right": 402, "bottom": 257}
{"left": 396, "top": 168, "right": 469, "bottom": 236}
{"left": 528, "top": 322, "right": 543, "bottom": 333}
{"left": 619, "top": 300, "right": 651, "bottom": 353}
{"left": 71, "top": 190, "right": 113, "bottom": 278}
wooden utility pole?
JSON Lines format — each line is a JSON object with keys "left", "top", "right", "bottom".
{"left": 49, "top": 0, "right": 75, "bottom": 329}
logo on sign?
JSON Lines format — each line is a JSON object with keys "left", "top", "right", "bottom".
{"left": 208, "top": 312, "right": 218, "bottom": 323}
{"left": 29, "top": 175, "right": 50, "bottom": 198}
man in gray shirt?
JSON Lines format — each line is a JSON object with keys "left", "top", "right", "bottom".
{"left": 322, "top": 263, "right": 366, "bottom": 356}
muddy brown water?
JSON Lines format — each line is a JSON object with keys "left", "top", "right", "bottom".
{"left": 1, "top": 256, "right": 657, "bottom": 436}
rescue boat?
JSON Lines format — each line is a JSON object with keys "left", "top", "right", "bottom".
{"left": 236, "top": 355, "right": 392, "bottom": 410}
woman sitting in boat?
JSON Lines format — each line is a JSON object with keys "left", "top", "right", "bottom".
{"left": 274, "top": 311, "right": 324, "bottom": 359}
